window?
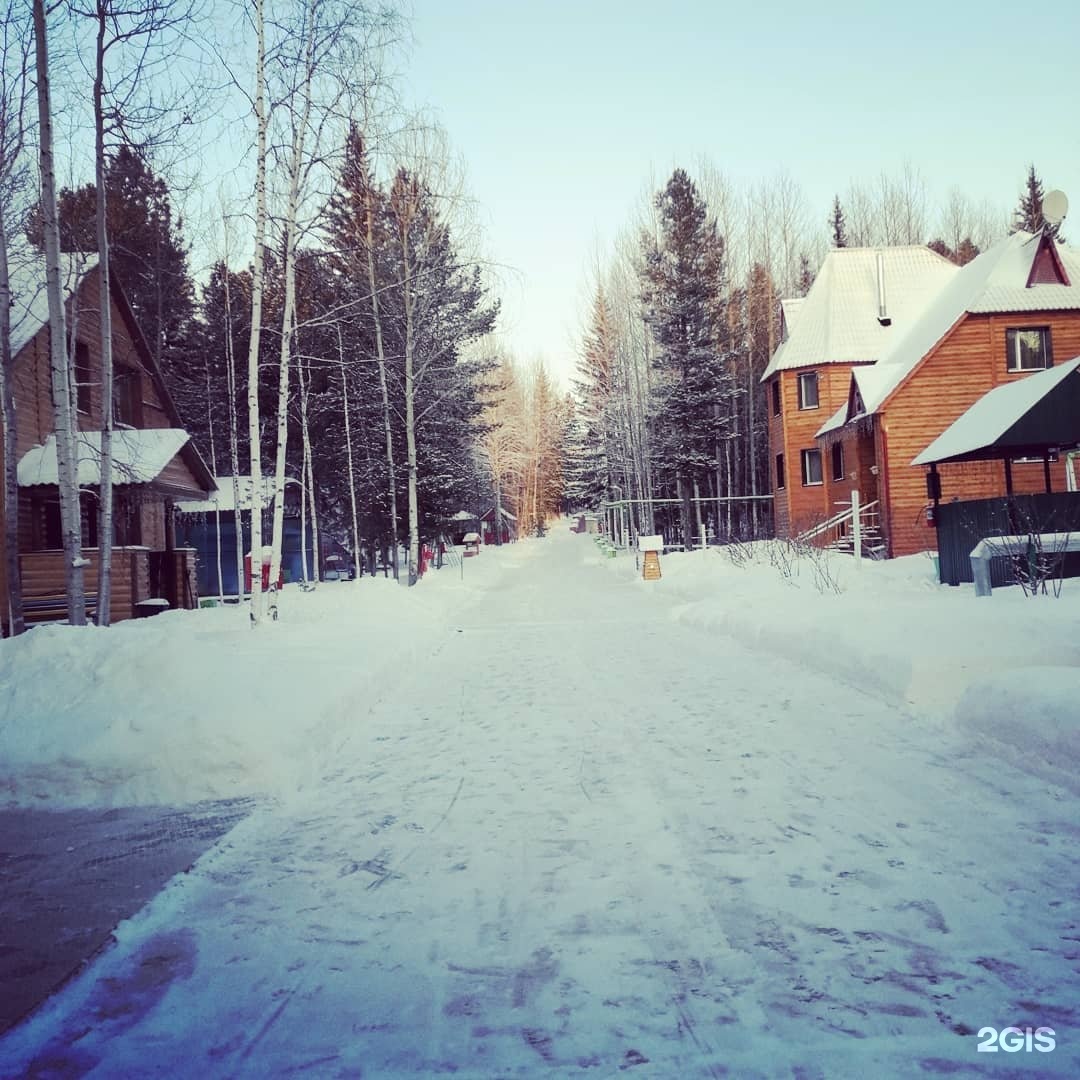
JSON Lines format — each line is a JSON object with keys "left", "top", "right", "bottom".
{"left": 113, "top": 366, "right": 141, "bottom": 426}
{"left": 771, "top": 379, "right": 781, "bottom": 416}
{"left": 1006, "top": 328, "right": 1052, "bottom": 372}
{"left": 801, "top": 448, "right": 823, "bottom": 486}
{"left": 775, "top": 453, "right": 785, "bottom": 490}
{"left": 831, "top": 442, "right": 845, "bottom": 482}
{"left": 72, "top": 341, "right": 91, "bottom": 414}
{"left": 797, "top": 371, "right": 819, "bottom": 409}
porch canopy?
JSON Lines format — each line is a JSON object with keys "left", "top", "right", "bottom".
{"left": 18, "top": 428, "right": 213, "bottom": 498}
{"left": 912, "top": 358, "right": 1080, "bottom": 492}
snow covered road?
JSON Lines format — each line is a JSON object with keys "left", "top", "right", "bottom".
{"left": 3, "top": 531, "right": 1078, "bottom": 1077}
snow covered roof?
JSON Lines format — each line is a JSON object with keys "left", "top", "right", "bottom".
{"left": 779, "top": 298, "right": 805, "bottom": 341}
{"left": 911, "top": 358, "right": 1080, "bottom": 465}
{"left": 175, "top": 476, "right": 274, "bottom": 514}
{"left": 762, "top": 246, "right": 958, "bottom": 380}
{"left": 18, "top": 428, "right": 192, "bottom": 487}
{"left": 7, "top": 250, "right": 99, "bottom": 358}
{"left": 448, "top": 509, "right": 478, "bottom": 522}
{"left": 859, "top": 231, "right": 1080, "bottom": 417}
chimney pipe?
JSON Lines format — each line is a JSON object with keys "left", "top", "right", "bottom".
{"left": 876, "top": 252, "right": 891, "bottom": 326}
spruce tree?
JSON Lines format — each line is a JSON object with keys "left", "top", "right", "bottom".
{"left": 1013, "top": 164, "right": 1063, "bottom": 240}
{"left": 830, "top": 195, "right": 848, "bottom": 248}
{"left": 640, "top": 168, "right": 730, "bottom": 548}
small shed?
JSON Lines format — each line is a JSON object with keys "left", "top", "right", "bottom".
{"left": 480, "top": 506, "right": 516, "bottom": 544}
{"left": 912, "top": 359, "right": 1080, "bottom": 585}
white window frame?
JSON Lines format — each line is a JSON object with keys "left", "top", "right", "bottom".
{"left": 801, "top": 448, "right": 823, "bottom": 486}
{"left": 1006, "top": 327, "right": 1052, "bottom": 373}
{"left": 797, "top": 371, "right": 820, "bottom": 410}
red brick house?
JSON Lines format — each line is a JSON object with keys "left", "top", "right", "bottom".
{"left": 1, "top": 254, "right": 215, "bottom": 632}
{"left": 766, "top": 230, "right": 1080, "bottom": 557}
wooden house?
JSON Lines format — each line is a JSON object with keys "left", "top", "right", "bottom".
{"left": 765, "top": 230, "right": 1080, "bottom": 558}
{"left": 763, "top": 246, "right": 959, "bottom": 539}
{"left": 1, "top": 254, "right": 215, "bottom": 632}
{"left": 816, "top": 230, "right": 1080, "bottom": 557}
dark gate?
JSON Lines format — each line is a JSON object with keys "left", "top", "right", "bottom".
{"left": 934, "top": 492, "right": 1080, "bottom": 586}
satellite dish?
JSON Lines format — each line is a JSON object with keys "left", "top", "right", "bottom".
{"left": 1044, "top": 189, "right": 1068, "bottom": 226}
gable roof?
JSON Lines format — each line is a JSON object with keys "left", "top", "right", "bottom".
{"left": 8, "top": 249, "right": 100, "bottom": 358}
{"left": 859, "top": 230, "right": 1080, "bottom": 418}
{"left": 762, "top": 245, "right": 958, "bottom": 380}
{"left": 8, "top": 249, "right": 216, "bottom": 495}
{"left": 911, "top": 358, "right": 1080, "bottom": 466}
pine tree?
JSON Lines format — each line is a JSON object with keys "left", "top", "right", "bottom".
{"left": 830, "top": 195, "right": 848, "bottom": 248}
{"left": 1013, "top": 164, "right": 1062, "bottom": 240}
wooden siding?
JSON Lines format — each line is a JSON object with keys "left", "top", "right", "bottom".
{"left": 11, "top": 266, "right": 173, "bottom": 454}
{"left": 17, "top": 547, "right": 147, "bottom": 625}
{"left": 768, "top": 364, "right": 863, "bottom": 537}
{"left": 882, "top": 311, "right": 1080, "bottom": 557}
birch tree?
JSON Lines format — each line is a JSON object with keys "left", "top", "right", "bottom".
{"left": 0, "top": 0, "right": 33, "bottom": 635}
{"left": 33, "top": 0, "right": 87, "bottom": 624}
{"left": 245, "top": 0, "right": 268, "bottom": 624}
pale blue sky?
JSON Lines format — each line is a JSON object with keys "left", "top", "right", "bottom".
{"left": 404, "top": 0, "right": 1080, "bottom": 383}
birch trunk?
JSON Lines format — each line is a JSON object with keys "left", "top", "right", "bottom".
{"left": 0, "top": 211, "right": 23, "bottom": 634}
{"left": 305, "top": 431, "right": 320, "bottom": 582}
{"left": 222, "top": 258, "right": 244, "bottom": 600}
{"left": 296, "top": 344, "right": 310, "bottom": 585}
{"left": 246, "top": 0, "right": 268, "bottom": 624}
{"left": 267, "top": 8, "right": 314, "bottom": 594}
{"left": 402, "top": 219, "right": 420, "bottom": 586}
{"left": 92, "top": 1, "right": 114, "bottom": 625}
{"left": 338, "top": 332, "right": 360, "bottom": 578}
{"left": 33, "top": 0, "right": 85, "bottom": 625}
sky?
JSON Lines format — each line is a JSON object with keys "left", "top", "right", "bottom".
{"left": 403, "top": 0, "right": 1080, "bottom": 385}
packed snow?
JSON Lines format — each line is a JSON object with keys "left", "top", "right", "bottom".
{"left": 1, "top": 528, "right": 1077, "bottom": 1076}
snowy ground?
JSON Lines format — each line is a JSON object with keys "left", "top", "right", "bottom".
{"left": 1, "top": 529, "right": 1077, "bottom": 1076}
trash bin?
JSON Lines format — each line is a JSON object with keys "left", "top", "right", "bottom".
{"left": 244, "top": 547, "right": 282, "bottom": 591}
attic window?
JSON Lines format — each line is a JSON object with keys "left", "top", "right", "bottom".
{"left": 1006, "top": 328, "right": 1052, "bottom": 372}
{"left": 1026, "top": 234, "right": 1070, "bottom": 287}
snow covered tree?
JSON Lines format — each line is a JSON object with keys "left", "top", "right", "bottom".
{"left": 566, "top": 284, "right": 617, "bottom": 509}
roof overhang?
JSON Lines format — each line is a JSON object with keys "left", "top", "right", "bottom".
{"left": 912, "top": 358, "right": 1080, "bottom": 466}
{"left": 18, "top": 428, "right": 211, "bottom": 496}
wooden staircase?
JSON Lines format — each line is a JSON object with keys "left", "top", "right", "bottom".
{"left": 797, "top": 496, "right": 887, "bottom": 559}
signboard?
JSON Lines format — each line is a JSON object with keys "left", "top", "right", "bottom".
{"left": 638, "top": 534, "right": 664, "bottom": 553}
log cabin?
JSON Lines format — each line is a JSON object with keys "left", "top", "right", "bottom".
{"left": 1, "top": 253, "right": 215, "bottom": 633}
{"left": 766, "top": 230, "right": 1080, "bottom": 558}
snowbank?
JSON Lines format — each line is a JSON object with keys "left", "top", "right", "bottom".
{"left": 603, "top": 541, "right": 1080, "bottom": 791}
{"left": 0, "top": 544, "right": 523, "bottom": 808}
{"left": 956, "top": 667, "right": 1080, "bottom": 797}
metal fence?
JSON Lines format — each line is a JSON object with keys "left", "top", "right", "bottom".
{"left": 934, "top": 492, "right": 1080, "bottom": 586}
